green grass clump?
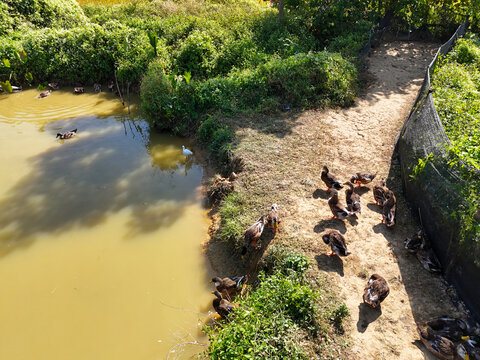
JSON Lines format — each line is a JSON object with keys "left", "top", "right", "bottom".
{"left": 205, "top": 249, "right": 348, "bottom": 359}
{"left": 217, "top": 191, "right": 249, "bottom": 248}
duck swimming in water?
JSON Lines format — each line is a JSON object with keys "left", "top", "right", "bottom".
{"left": 56, "top": 128, "right": 77, "bottom": 140}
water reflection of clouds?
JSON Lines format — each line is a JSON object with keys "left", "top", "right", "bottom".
{"left": 0, "top": 115, "right": 203, "bottom": 255}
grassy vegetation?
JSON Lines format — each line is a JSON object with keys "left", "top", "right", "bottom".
{"left": 432, "top": 34, "right": 480, "bottom": 170}
{"left": 204, "top": 248, "right": 348, "bottom": 359}
{"left": 431, "top": 32, "right": 480, "bottom": 265}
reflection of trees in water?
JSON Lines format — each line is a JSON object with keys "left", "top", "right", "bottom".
{"left": 0, "top": 116, "right": 203, "bottom": 256}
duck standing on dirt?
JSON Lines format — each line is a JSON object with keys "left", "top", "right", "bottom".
{"left": 56, "top": 128, "right": 77, "bottom": 140}
{"left": 211, "top": 275, "right": 248, "bottom": 299}
{"left": 418, "top": 325, "right": 456, "bottom": 360}
{"left": 266, "top": 203, "right": 280, "bottom": 233}
{"left": 322, "top": 230, "right": 350, "bottom": 257}
{"left": 373, "top": 180, "right": 388, "bottom": 206}
{"left": 328, "top": 189, "right": 352, "bottom": 220}
{"left": 350, "top": 172, "right": 376, "bottom": 187}
{"left": 363, "top": 274, "right": 389, "bottom": 308}
{"left": 380, "top": 190, "right": 396, "bottom": 227}
{"left": 344, "top": 181, "right": 361, "bottom": 214}
{"left": 212, "top": 290, "right": 235, "bottom": 318}
{"left": 321, "top": 165, "right": 343, "bottom": 191}
{"left": 241, "top": 216, "right": 266, "bottom": 257}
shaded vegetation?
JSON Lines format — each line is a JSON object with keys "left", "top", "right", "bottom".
{"left": 204, "top": 248, "right": 348, "bottom": 359}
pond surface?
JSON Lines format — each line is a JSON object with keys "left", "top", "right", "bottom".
{"left": 0, "top": 89, "right": 213, "bottom": 359}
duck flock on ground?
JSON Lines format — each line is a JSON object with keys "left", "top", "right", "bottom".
{"left": 209, "top": 164, "right": 480, "bottom": 359}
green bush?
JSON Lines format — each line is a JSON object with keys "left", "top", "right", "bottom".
{"left": 175, "top": 30, "right": 217, "bottom": 78}
{"left": 0, "top": 0, "right": 87, "bottom": 31}
{"left": 432, "top": 36, "right": 480, "bottom": 170}
{"left": 205, "top": 250, "right": 345, "bottom": 359}
{"left": 431, "top": 32, "right": 480, "bottom": 266}
{"left": 14, "top": 21, "right": 152, "bottom": 84}
{"left": 197, "top": 116, "right": 235, "bottom": 166}
{"left": 449, "top": 36, "right": 480, "bottom": 66}
{"left": 141, "top": 50, "right": 358, "bottom": 133}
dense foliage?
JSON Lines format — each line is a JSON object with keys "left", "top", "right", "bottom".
{"left": 431, "top": 32, "right": 480, "bottom": 264}
{"left": 0, "top": 0, "right": 87, "bottom": 35}
{"left": 205, "top": 248, "right": 348, "bottom": 359}
{"left": 432, "top": 34, "right": 480, "bottom": 170}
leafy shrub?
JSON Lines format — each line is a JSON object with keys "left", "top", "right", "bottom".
{"left": 142, "top": 50, "right": 358, "bottom": 133}
{"left": 205, "top": 250, "right": 345, "bottom": 359}
{"left": 431, "top": 32, "right": 480, "bottom": 266}
{"left": 175, "top": 30, "right": 217, "bottom": 78}
{"left": 0, "top": 0, "right": 87, "bottom": 30}
{"left": 4, "top": 21, "right": 152, "bottom": 84}
{"left": 197, "top": 116, "right": 234, "bottom": 166}
{"left": 263, "top": 245, "right": 310, "bottom": 277}
{"left": 449, "top": 36, "right": 480, "bottom": 66}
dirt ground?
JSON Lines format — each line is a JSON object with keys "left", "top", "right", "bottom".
{"left": 206, "top": 40, "right": 472, "bottom": 359}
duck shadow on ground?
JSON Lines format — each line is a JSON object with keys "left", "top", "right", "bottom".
{"left": 354, "top": 186, "right": 371, "bottom": 196}
{"left": 242, "top": 228, "right": 277, "bottom": 275}
{"left": 314, "top": 219, "right": 347, "bottom": 234}
{"left": 357, "top": 302, "right": 382, "bottom": 333}
{"left": 367, "top": 202, "right": 383, "bottom": 214}
{"left": 313, "top": 188, "right": 329, "bottom": 199}
{"left": 315, "top": 253, "right": 345, "bottom": 277}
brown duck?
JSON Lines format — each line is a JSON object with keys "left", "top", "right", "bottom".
{"left": 266, "top": 203, "right": 280, "bottom": 233}
{"left": 211, "top": 275, "right": 248, "bottom": 299}
{"left": 363, "top": 274, "right": 389, "bottom": 308}
{"left": 39, "top": 90, "right": 51, "bottom": 98}
{"left": 373, "top": 180, "right": 388, "bottom": 206}
{"left": 380, "top": 189, "right": 396, "bottom": 227}
{"left": 212, "top": 290, "right": 235, "bottom": 318}
{"left": 241, "top": 216, "right": 266, "bottom": 256}
{"left": 418, "top": 325, "right": 456, "bottom": 360}
{"left": 344, "top": 181, "right": 361, "bottom": 214}
{"left": 350, "top": 172, "right": 376, "bottom": 187}
{"left": 56, "top": 128, "right": 77, "bottom": 140}
{"left": 321, "top": 166, "right": 343, "bottom": 190}
{"left": 322, "top": 230, "right": 350, "bottom": 257}
{"left": 328, "top": 189, "right": 352, "bottom": 220}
